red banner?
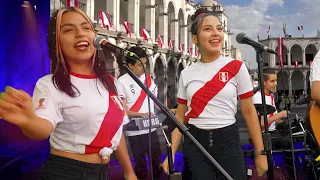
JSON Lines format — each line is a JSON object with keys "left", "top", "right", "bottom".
{"left": 277, "top": 37, "right": 284, "bottom": 67}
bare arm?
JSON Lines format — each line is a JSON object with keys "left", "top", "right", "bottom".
{"left": 240, "top": 97, "right": 264, "bottom": 152}
{"left": 20, "top": 116, "right": 53, "bottom": 140}
{"left": 311, "top": 81, "right": 320, "bottom": 105}
{"left": 114, "top": 135, "right": 135, "bottom": 176}
{"left": 260, "top": 111, "right": 286, "bottom": 127}
{"left": 171, "top": 103, "right": 188, "bottom": 154}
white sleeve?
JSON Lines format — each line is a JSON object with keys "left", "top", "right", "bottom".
{"left": 115, "top": 78, "right": 130, "bottom": 125}
{"left": 150, "top": 79, "right": 158, "bottom": 97}
{"left": 310, "top": 51, "right": 320, "bottom": 83}
{"left": 252, "top": 92, "right": 262, "bottom": 104}
{"left": 177, "top": 74, "right": 187, "bottom": 104}
{"left": 33, "top": 77, "right": 63, "bottom": 129}
{"left": 114, "top": 78, "right": 126, "bottom": 100}
{"left": 235, "top": 63, "right": 254, "bottom": 100}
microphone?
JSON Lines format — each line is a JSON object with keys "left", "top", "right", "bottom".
{"left": 93, "top": 35, "right": 139, "bottom": 59}
{"left": 236, "top": 33, "right": 278, "bottom": 55}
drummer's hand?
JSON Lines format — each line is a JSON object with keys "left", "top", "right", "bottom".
{"left": 139, "top": 113, "right": 149, "bottom": 118}
{"left": 170, "top": 109, "right": 177, "bottom": 114}
{"left": 280, "top": 110, "right": 288, "bottom": 118}
{"left": 275, "top": 119, "right": 283, "bottom": 124}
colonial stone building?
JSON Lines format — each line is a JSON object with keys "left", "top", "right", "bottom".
{"left": 259, "top": 36, "right": 320, "bottom": 96}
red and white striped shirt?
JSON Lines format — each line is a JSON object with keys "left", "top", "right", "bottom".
{"left": 33, "top": 73, "right": 127, "bottom": 159}
{"left": 177, "top": 56, "right": 254, "bottom": 129}
{"left": 117, "top": 73, "right": 158, "bottom": 136}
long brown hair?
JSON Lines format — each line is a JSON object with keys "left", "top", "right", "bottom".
{"left": 47, "top": 7, "right": 117, "bottom": 97}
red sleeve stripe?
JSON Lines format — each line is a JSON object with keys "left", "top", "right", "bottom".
{"left": 239, "top": 91, "right": 254, "bottom": 100}
{"left": 177, "top": 98, "right": 187, "bottom": 104}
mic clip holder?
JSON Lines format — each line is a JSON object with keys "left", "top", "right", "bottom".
{"left": 119, "top": 56, "right": 233, "bottom": 180}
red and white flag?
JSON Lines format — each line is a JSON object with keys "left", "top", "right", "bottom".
{"left": 294, "top": 61, "right": 298, "bottom": 68}
{"left": 309, "top": 61, "right": 313, "bottom": 66}
{"left": 157, "top": 35, "right": 163, "bottom": 47}
{"left": 168, "top": 39, "right": 173, "bottom": 49}
{"left": 179, "top": 44, "right": 184, "bottom": 52}
{"left": 141, "top": 28, "right": 151, "bottom": 41}
{"left": 98, "top": 11, "right": 112, "bottom": 30}
{"left": 267, "top": 25, "right": 271, "bottom": 34}
{"left": 298, "top": 26, "right": 304, "bottom": 31}
{"left": 66, "top": 0, "right": 78, "bottom": 7}
{"left": 121, "top": 20, "right": 131, "bottom": 38}
{"left": 188, "top": 47, "right": 192, "bottom": 56}
{"left": 277, "top": 37, "right": 284, "bottom": 67}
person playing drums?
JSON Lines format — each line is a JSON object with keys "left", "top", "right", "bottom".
{"left": 252, "top": 69, "right": 294, "bottom": 179}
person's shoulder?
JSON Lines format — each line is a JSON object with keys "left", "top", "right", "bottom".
{"left": 36, "top": 74, "right": 54, "bottom": 86}
{"left": 117, "top": 73, "right": 129, "bottom": 82}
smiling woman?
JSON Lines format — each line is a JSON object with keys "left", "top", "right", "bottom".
{"left": 161, "top": 8, "right": 268, "bottom": 180}
{"left": 0, "top": 7, "right": 137, "bottom": 180}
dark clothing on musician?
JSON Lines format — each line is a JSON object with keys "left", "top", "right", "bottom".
{"left": 128, "top": 131, "right": 161, "bottom": 180}
{"left": 39, "top": 154, "right": 109, "bottom": 180}
{"left": 184, "top": 124, "right": 246, "bottom": 180}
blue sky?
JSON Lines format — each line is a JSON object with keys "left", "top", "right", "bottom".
{"left": 195, "top": 0, "right": 320, "bottom": 68}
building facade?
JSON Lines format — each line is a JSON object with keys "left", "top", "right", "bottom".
{"left": 259, "top": 37, "right": 320, "bottom": 96}
{"left": 50, "top": 0, "right": 241, "bottom": 106}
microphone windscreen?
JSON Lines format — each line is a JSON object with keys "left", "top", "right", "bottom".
{"left": 236, "top": 33, "right": 246, "bottom": 43}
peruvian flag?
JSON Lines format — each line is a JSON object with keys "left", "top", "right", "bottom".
{"left": 188, "top": 47, "right": 192, "bottom": 56}
{"left": 179, "top": 44, "right": 184, "bottom": 52}
{"left": 157, "top": 35, "right": 163, "bottom": 47}
{"left": 98, "top": 11, "right": 112, "bottom": 30}
{"left": 294, "top": 61, "right": 298, "bottom": 68}
{"left": 298, "top": 26, "right": 304, "bottom": 31}
{"left": 121, "top": 20, "right": 131, "bottom": 38}
{"left": 277, "top": 37, "right": 284, "bottom": 67}
{"left": 267, "top": 25, "right": 271, "bottom": 34}
{"left": 141, "top": 28, "right": 151, "bottom": 41}
{"left": 66, "top": 0, "right": 78, "bottom": 7}
{"left": 195, "top": 49, "right": 199, "bottom": 57}
{"left": 168, "top": 39, "right": 173, "bottom": 49}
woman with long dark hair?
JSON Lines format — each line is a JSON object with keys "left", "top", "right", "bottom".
{"left": 162, "top": 8, "right": 268, "bottom": 179}
{"left": 0, "top": 7, "right": 137, "bottom": 180}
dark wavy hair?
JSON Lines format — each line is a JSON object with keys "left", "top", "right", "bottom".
{"left": 47, "top": 7, "right": 117, "bottom": 97}
{"left": 190, "top": 8, "right": 219, "bottom": 36}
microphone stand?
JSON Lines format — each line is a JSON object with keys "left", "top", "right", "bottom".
{"left": 255, "top": 49, "right": 274, "bottom": 179}
{"left": 120, "top": 60, "right": 233, "bottom": 180}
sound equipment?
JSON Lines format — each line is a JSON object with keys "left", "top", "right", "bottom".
{"left": 306, "top": 101, "right": 320, "bottom": 148}
{"left": 276, "top": 116, "right": 306, "bottom": 137}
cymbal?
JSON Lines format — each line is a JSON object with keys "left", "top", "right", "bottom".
{"left": 254, "top": 104, "right": 276, "bottom": 115}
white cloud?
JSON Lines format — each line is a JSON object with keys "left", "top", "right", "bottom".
{"left": 224, "top": 0, "right": 319, "bottom": 69}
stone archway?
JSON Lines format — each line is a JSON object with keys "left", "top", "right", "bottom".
{"left": 154, "top": 57, "right": 165, "bottom": 105}
{"left": 277, "top": 71, "right": 289, "bottom": 95}
{"left": 291, "top": 70, "right": 304, "bottom": 94}
{"left": 167, "top": 57, "right": 177, "bottom": 108}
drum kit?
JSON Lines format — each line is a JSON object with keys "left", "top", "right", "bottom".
{"left": 254, "top": 104, "right": 320, "bottom": 179}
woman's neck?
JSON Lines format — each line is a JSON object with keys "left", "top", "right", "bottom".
{"left": 199, "top": 52, "right": 221, "bottom": 63}
{"left": 69, "top": 63, "right": 93, "bottom": 75}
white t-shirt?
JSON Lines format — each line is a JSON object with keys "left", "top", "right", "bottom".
{"left": 33, "top": 73, "right": 128, "bottom": 159}
{"left": 117, "top": 73, "right": 158, "bottom": 136}
{"left": 177, "top": 56, "right": 254, "bottom": 129}
{"left": 310, "top": 50, "right": 320, "bottom": 86}
{"left": 252, "top": 91, "right": 277, "bottom": 131}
